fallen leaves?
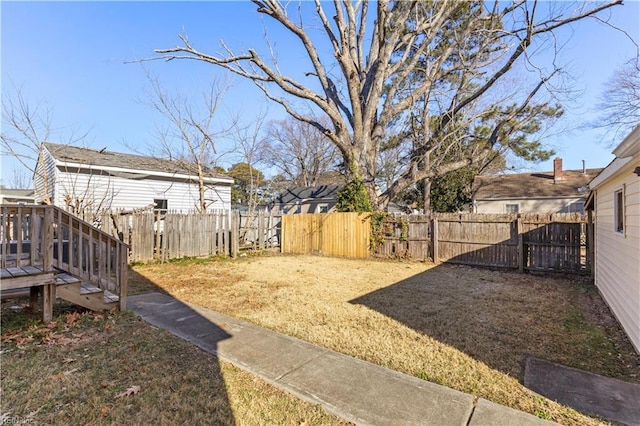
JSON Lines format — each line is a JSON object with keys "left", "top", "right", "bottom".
{"left": 50, "top": 368, "right": 79, "bottom": 380}
{"left": 1, "top": 311, "right": 112, "bottom": 349}
{"left": 65, "top": 312, "right": 82, "bottom": 327}
{"left": 115, "top": 385, "right": 141, "bottom": 399}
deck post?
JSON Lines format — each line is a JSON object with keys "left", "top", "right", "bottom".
{"left": 30, "top": 287, "right": 40, "bottom": 308}
{"left": 42, "top": 206, "right": 54, "bottom": 273}
{"left": 42, "top": 207, "right": 56, "bottom": 322}
{"left": 42, "top": 283, "right": 55, "bottom": 322}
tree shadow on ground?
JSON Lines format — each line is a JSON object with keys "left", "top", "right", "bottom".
{"left": 349, "top": 261, "right": 636, "bottom": 382}
{"left": 125, "top": 268, "right": 235, "bottom": 423}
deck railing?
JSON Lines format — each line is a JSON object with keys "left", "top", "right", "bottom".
{"left": 0, "top": 204, "right": 129, "bottom": 310}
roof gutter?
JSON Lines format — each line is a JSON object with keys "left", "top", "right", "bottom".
{"left": 589, "top": 157, "right": 632, "bottom": 190}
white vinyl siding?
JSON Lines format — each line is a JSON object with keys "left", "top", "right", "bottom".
{"left": 33, "top": 148, "right": 58, "bottom": 203}
{"left": 594, "top": 160, "right": 640, "bottom": 353}
{"left": 53, "top": 170, "right": 231, "bottom": 212}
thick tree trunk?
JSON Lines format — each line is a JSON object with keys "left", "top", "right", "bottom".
{"left": 423, "top": 178, "right": 432, "bottom": 214}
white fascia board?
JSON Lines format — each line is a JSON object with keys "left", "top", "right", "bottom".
{"left": 589, "top": 157, "right": 632, "bottom": 190}
{"left": 54, "top": 160, "right": 234, "bottom": 185}
{"left": 612, "top": 125, "right": 640, "bottom": 158}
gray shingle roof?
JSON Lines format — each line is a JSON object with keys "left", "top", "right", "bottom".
{"left": 44, "top": 143, "right": 230, "bottom": 180}
{"left": 473, "top": 168, "right": 603, "bottom": 200}
{"left": 276, "top": 184, "right": 342, "bottom": 204}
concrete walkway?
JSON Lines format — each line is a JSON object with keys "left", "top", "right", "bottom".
{"left": 128, "top": 292, "right": 551, "bottom": 426}
{"left": 525, "top": 357, "right": 640, "bottom": 426}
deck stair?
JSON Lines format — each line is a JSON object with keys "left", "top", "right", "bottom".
{"left": 1, "top": 204, "right": 129, "bottom": 321}
{"left": 55, "top": 272, "right": 120, "bottom": 312}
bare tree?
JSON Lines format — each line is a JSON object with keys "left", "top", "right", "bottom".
{"left": 259, "top": 117, "right": 340, "bottom": 187}
{"left": 154, "top": 1, "right": 624, "bottom": 209}
{"left": 229, "top": 113, "right": 268, "bottom": 211}
{"left": 592, "top": 58, "right": 640, "bottom": 146}
{"left": 7, "top": 169, "right": 31, "bottom": 189}
{"left": 1, "top": 84, "right": 89, "bottom": 205}
{"left": 143, "top": 72, "right": 236, "bottom": 212}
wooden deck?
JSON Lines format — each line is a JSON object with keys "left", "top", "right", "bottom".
{"left": 1, "top": 266, "right": 55, "bottom": 291}
{"left": 1, "top": 204, "right": 128, "bottom": 321}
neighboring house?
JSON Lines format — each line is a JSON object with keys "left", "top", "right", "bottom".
{"left": 472, "top": 158, "right": 602, "bottom": 214}
{"left": 35, "top": 143, "right": 233, "bottom": 213}
{"left": 586, "top": 126, "right": 640, "bottom": 353}
{"left": 0, "top": 188, "right": 35, "bottom": 204}
{"left": 272, "top": 184, "right": 342, "bottom": 214}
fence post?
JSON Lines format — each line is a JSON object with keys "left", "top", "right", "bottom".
{"left": 154, "top": 211, "right": 161, "bottom": 261}
{"left": 231, "top": 211, "right": 239, "bottom": 258}
{"left": 431, "top": 217, "right": 438, "bottom": 263}
{"left": 517, "top": 215, "right": 524, "bottom": 273}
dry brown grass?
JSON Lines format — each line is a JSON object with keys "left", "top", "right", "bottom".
{"left": 130, "top": 253, "right": 640, "bottom": 426}
{"left": 0, "top": 303, "right": 348, "bottom": 425}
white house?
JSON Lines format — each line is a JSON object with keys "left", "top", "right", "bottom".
{"left": 34, "top": 143, "right": 233, "bottom": 213}
{"left": 0, "top": 188, "right": 35, "bottom": 204}
{"left": 473, "top": 158, "right": 602, "bottom": 214}
{"left": 587, "top": 126, "right": 640, "bottom": 353}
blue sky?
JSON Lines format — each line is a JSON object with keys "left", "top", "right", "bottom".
{"left": 1, "top": 1, "right": 639, "bottom": 187}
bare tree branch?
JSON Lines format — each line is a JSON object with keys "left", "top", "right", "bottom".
{"left": 147, "top": 0, "right": 624, "bottom": 210}
{"left": 140, "top": 70, "right": 234, "bottom": 211}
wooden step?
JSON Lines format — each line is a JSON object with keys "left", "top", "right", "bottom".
{"left": 55, "top": 273, "right": 81, "bottom": 285}
{"left": 55, "top": 275, "right": 119, "bottom": 312}
{"left": 80, "top": 284, "right": 119, "bottom": 304}
{"left": 80, "top": 283, "right": 103, "bottom": 295}
{"left": 103, "top": 290, "right": 119, "bottom": 305}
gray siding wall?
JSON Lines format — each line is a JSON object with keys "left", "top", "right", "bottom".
{"left": 475, "top": 197, "right": 585, "bottom": 214}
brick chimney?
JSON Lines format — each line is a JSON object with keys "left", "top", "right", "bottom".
{"left": 553, "top": 157, "right": 564, "bottom": 182}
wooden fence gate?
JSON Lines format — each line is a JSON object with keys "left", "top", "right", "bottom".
{"left": 281, "top": 212, "right": 371, "bottom": 259}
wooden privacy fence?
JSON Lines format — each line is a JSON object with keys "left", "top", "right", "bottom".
{"left": 281, "top": 212, "right": 371, "bottom": 259}
{"left": 373, "top": 213, "right": 591, "bottom": 274}
{"left": 95, "top": 209, "right": 281, "bottom": 263}
{"left": 87, "top": 207, "right": 588, "bottom": 274}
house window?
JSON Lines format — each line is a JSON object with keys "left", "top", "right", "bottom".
{"left": 318, "top": 204, "right": 329, "bottom": 213}
{"left": 614, "top": 188, "right": 624, "bottom": 233}
{"left": 154, "top": 199, "right": 168, "bottom": 214}
{"left": 505, "top": 204, "right": 519, "bottom": 214}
